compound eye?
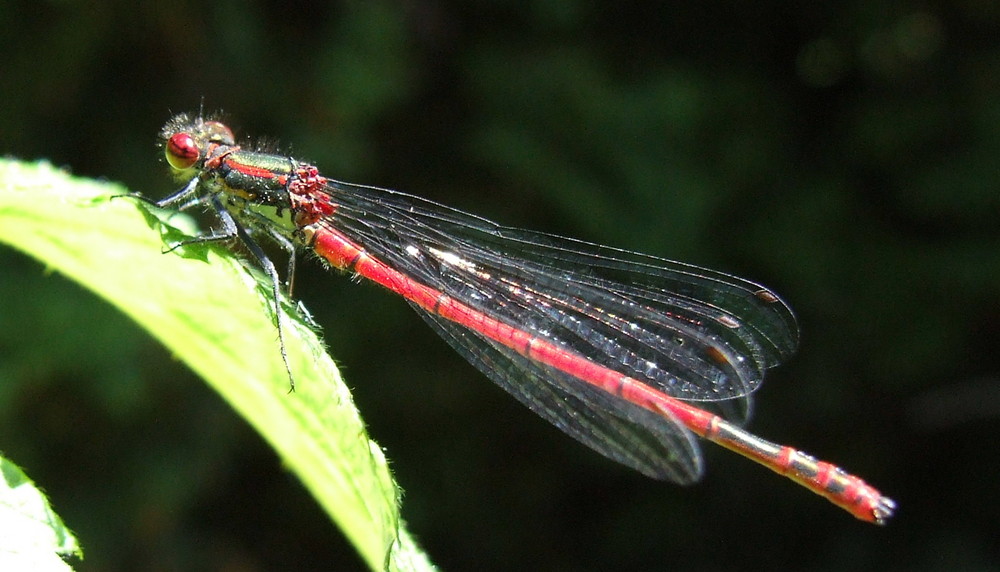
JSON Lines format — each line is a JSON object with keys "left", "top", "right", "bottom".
{"left": 202, "top": 121, "right": 235, "bottom": 145}
{"left": 165, "top": 132, "right": 200, "bottom": 170}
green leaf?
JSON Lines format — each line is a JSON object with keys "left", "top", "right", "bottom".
{"left": 0, "top": 159, "right": 435, "bottom": 571}
{"left": 0, "top": 454, "right": 82, "bottom": 571}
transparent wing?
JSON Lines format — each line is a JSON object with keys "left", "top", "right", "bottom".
{"left": 317, "top": 180, "right": 799, "bottom": 478}
{"left": 415, "top": 308, "right": 703, "bottom": 481}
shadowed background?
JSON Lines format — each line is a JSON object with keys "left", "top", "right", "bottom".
{"left": 1, "top": 1, "right": 998, "bottom": 570}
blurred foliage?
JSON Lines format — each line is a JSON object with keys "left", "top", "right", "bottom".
{"left": 0, "top": 454, "right": 82, "bottom": 569}
{"left": 1, "top": 0, "right": 998, "bottom": 570}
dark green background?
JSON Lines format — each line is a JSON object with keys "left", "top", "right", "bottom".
{"left": 2, "top": 1, "right": 998, "bottom": 570}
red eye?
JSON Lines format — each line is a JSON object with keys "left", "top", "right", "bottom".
{"left": 165, "top": 132, "right": 200, "bottom": 170}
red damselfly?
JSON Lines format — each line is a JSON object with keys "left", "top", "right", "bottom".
{"left": 144, "top": 112, "right": 895, "bottom": 524}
